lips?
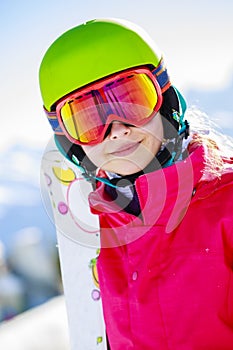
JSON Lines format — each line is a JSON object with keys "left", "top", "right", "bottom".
{"left": 110, "top": 141, "right": 141, "bottom": 157}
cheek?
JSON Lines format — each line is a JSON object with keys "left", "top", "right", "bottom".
{"left": 142, "top": 114, "right": 164, "bottom": 141}
{"left": 142, "top": 125, "right": 163, "bottom": 155}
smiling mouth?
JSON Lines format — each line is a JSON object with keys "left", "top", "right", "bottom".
{"left": 110, "top": 141, "right": 142, "bottom": 157}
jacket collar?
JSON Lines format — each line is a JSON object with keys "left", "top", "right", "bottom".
{"left": 89, "top": 145, "right": 206, "bottom": 233}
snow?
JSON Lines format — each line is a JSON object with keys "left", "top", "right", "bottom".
{"left": 0, "top": 296, "right": 70, "bottom": 350}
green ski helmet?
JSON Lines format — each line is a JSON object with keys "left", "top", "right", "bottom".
{"left": 39, "top": 18, "right": 163, "bottom": 111}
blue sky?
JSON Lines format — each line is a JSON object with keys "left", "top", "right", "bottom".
{"left": 1, "top": 0, "right": 233, "bottom": 150}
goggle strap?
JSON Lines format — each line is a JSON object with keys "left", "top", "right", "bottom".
{"left": 45, "top": 108, "right": 63, "bottom": 134}
{"left": 152, "top": 58, "right": 171, "bottom": 93}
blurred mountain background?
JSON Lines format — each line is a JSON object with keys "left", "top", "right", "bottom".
{"left": 0, "top": 144, "right": 61, "bottom": 322}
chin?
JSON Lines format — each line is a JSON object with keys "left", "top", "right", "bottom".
{"left": 103, "top": 158, "right": 151, "bottom": 176}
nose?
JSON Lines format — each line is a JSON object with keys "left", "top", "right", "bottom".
{"left": 109, "top": 121, "right": 131, "bottom": 140}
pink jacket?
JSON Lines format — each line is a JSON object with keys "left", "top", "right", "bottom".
{"left": 89, "top": 144, "right": 233, "bottom": 350}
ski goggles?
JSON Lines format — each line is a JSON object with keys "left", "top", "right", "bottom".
{"left": 45, "top": 63, "right": 170, "bottom": 145}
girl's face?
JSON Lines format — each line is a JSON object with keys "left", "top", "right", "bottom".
{"left": 81, "top": 113, "right": 164, "bottom": 175}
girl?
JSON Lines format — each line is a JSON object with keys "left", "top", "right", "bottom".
{"left": 39, "top": 18, "right": 233, "bottom": 349}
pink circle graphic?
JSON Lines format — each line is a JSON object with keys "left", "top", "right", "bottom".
{"left": 58, "top": 201, "right": 69, "bottom": 215}
{"left": 44, "top": 173, "right": 52, "bottom": 186}
{"left": 91, "top": 289, "right": 101, "bottom": 301}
